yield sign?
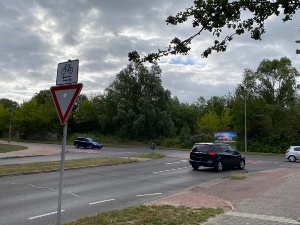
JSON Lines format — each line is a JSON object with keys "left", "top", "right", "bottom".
{"left": 50, "top": 83, "right": 83, "bottom": 125}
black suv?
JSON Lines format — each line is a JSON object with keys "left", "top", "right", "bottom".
{"left": 74, "top": 137, "right": 103, "bottom": 149}
{"left": 189, "top": 143, "right": 245, "bottom": 172}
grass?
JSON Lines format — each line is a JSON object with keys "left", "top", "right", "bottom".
{"left": 0, "top": 153, "right": 166, "bottom": 176}
{"left": 0, "top": 141, "right": 166, "bottom": 176}
{"left": 226, "top": 170, "right": 248, "bottom": 180}
{"left": 0, "top": 157, "right": 138, "bottom": 176}
{"left": 134, "top": 152, "right": 165, "bottom": 159}
{"left": 0, "top": 143, "right": 28, "bottom": 153}
{"left": 64, "top": 205, "right": 224, "bottom": 225}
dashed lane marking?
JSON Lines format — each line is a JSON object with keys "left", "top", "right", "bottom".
{"left": 165, "top": 160, "right": 188, "bottom": 165}
{"left": 89, "top": 199, "right": 115, "bottom": 205}
{"left": 153, "top": 167, "right": 189, "bottom": 173}
{"left": 247, "top": 160, "right": 280, "bottom": 165}
{"left": 166, "top": 154, "right": 189, "bottom": 159}
{"left": 29, "top": 210, "right": 65, "bottom": 220}
{"left": 136, "top": 193, "right": 162, "bottom": 197}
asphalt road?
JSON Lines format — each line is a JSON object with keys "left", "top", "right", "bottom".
{"left": 0, "top": 147, "right": 299, "bottom": 225}
{"left": 0, "top": 146, "right": 186, "bottom": 165}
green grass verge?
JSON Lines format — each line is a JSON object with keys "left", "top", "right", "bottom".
{"left": 64, "top": 205, "right": 224, "bottom": 225}
{"left": 134, "top": 152, "right": 165, "bottom": 159}
{"left": 0, "top": 143, "right": 28, "bottom": 153}
{"left": 226, "top": 170, "right": 248, "bottom": 180}
{"left": 0, "top": 157, "right": 137, "bottom": 176}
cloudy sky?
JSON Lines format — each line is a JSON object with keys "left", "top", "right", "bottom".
{"left": 1, "top": 0, "right": 299, "bottom": 105}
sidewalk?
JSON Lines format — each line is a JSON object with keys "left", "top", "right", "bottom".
{"left": 1, "top": 140, "right": 300, "bottom": 224}
{"left": 0, "top": 140, "right": 61, "bottom": 158}
{"left": 147, "top": 167, "right": 300, "bottom": 224}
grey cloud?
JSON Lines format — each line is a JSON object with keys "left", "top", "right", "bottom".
{"left": 0, "top": 0, "right": 299, "bottom": 104}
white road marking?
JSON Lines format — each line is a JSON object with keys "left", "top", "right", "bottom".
{"left": 226, "top": 212, "right": 300, "bottom": 224}
{"left": 4, "top": 182, "right": 79, "bottom": 197}
{"left": 69, "top": 192, "right": 79, "bottom": 197}
{"left": 89, "top": 199, "right": 115, "bottom": 205}
{"left": 153, "top": 167, "right": 189, "bottom": 173}
{"left": 165, "top": 160, "right": 188, "bottom": 165}
{"left": 136, "top": 193, "right": 162, "bottom": 197}
{"left": 5, "top": 182, "right": 55, "bottom": 191}
{"left": 29, "top": 210, "right": 65, "bottom": 220}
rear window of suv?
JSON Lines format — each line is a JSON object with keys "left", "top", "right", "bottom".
{"left": 192, "top": 144, "right": 212, "bottom": 152}
{"left": 192, "top": 144, "right": 232, "bottom": 153}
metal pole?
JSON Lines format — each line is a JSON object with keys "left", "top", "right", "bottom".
{"left": 244, "top": 91, "right": 247, "bottom": 152}
{"left": 57, "top": 122, "right": 67, "bottom": 225}
{"left": 8, "top": 107, "right": 12, "bottom": 143}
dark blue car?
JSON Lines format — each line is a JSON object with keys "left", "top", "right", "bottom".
{"left": 189, "top": 142, "right": 245, "bottom": 172}
{"left": 74, "top": 137, "right": 103, "bottom": 149}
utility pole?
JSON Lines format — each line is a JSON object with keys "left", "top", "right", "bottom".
{"left": 244, "top": 89, "right": 247, "bottom": 152}
{"left": 8, "top": 106, "right": 13, "bottom": 143}
{"left": 241, "top": 86, "right": 247, "bottom": 152}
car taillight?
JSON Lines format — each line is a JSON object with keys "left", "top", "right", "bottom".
{"left": 209, "top": 151, "right": 215, "bottom": 156}
{"left": 190, "top": 150, "right": 193, "bottom": 154}
{"left": 286, "top": 149, "right": 290, "bottom": 154}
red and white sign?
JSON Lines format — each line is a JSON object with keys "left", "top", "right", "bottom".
{"left": 50, "top": 83, "right": 83, "bottom": 125}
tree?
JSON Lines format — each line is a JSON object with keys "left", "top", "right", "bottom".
{"left": 220, "top": 108, "right": 233, "bottom": 131}
{"left": 0, "top": 104, "right": 10, "bottom": 136}
{"left": 231, "top": 57, "right": 299, "bottom": 150}
{"left": 195, "top": 110, "right": 219, "bottom": 133}
{"left": 14, "top": 98, "right": 60, "bottom": 139}
{"left": 73, "top": 98, "right": 101, "bottom": 132}
{"left": 0, "top": 98, "right": 19, "bottom": 109}
{"left": 103, "top": 63, "right": 174, "bottom": 140}
{"left": 205, "top": 96, "right": 227, "bottom": 117}
{"left": 170, "top": 97, "right": 200, "bottom": 136}
{"left": 33, "top": 90, "right": 52, "bottom": 105}
{"left": 129, "top": 0, "right": 300, "bottom": 63}
{"left": 68, "top": 94, "right": 89, "bottom": 132}
{"left": 243, "top": 57, "right": 299, "bottom": 107}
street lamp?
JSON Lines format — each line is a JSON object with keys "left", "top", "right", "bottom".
{"left": 8, "top": 104, "right": 15, "bottom": 143}
{"left": 241, "top": 86, "right": 247, "bottom": 152}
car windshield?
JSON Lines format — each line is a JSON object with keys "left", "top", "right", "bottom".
{"left": 87, "top": 138, "right": 96, "bottom": 142}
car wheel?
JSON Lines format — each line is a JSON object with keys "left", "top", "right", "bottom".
{"left": 215, "top": 161, "right": 223, "bottom": 172}
{"left": 192, "top": 165, "right": 199, "bottom": 170}
{"left": 75, "top": 144, "right": 79, "bottom": 148}
{"left": 239, "top": 160, "right": 245, "bottom": 170}
{"left": 288, "top": 155, "right": 296, "bottom": 162}
{"left": 89, "top": 145, "right": 93, "bottom": 149}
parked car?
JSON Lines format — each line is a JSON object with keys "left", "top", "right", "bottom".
{"left": 189, "top": 142, "right": 245, "bottom": 172}
{"left": 74, "top": 137, "right": 103, "bottom": 149}
{"left": 285, "top": 146, "right": 300, "bottom": 162}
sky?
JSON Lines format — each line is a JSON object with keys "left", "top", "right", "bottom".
{"left": 1, "top": 0, "right": 299, "bottom": 105}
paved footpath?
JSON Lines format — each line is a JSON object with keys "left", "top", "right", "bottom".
{"left": 147, "top": 167, "right": 300, "bottom": 224}
{"left": 2, "top": 140, "right": 300, "bottom": 224}
{"left": 0, "top": 140, "right": 61, "bottom": 158}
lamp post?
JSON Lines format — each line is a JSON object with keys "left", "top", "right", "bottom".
{"left": 241, "top": 86, "right": 247, "bottom": 152}
{"left": 8, "top": 104, "right": 15, "bottom": 143}
{"left": 244, "top": 89, "right": 247, "bottom": 152}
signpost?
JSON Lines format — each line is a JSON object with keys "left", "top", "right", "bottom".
{"left": 51, "top": 60, "right": 82, "bottom": 225}
{"left": 56, "top": 59, "right": 79, "bottom": 85}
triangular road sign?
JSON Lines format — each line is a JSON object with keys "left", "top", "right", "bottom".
{"left": 50, "top": 83, "right": 83, "bottom": 125}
